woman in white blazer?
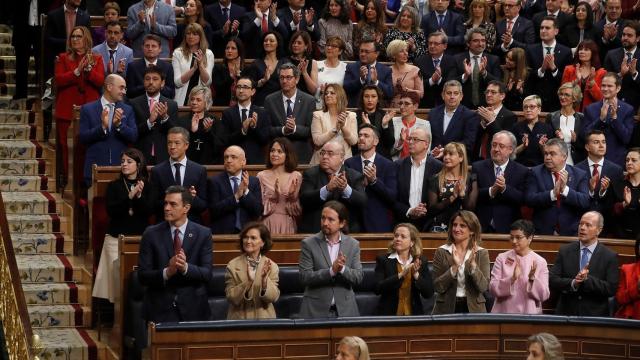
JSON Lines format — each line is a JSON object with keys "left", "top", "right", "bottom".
{"left": 172, "top": 23, "right": 214, "bottom": 106}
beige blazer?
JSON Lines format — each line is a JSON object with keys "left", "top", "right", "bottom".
{"left": 309, "top": 110, "right": 358, "bottom": 165}
{"left": 225, "top": 255, "right": 280, "bottom": 319}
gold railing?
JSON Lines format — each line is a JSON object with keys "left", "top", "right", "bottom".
{"left": 0, "top": 192, "right": 35, "bottom": 359}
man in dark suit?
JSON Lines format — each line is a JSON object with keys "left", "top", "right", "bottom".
{"left": 138, "top": 185, "right": 212, "bottom": 322}
{"left": 343, "top": 40, "right": 394, "bottom": 107}
{"left": 277, "top": 0, "right": 319, "bottom": 46}
{"left": 264, "top": 63, "right": 316, "bottom": 163}
{"left": 602, "top": 21, "right": 640, "bottom": 112}
{"left": 220, "top": 77, "right": 270, "bottom": 164}
{"left": 595, "top": 0, "right": 624, "bottom": 59}
{"left": 525, "top": 17, "right": 572, "bottom": 111}
{"left": 240, "top": 0, "right": 288, "bottom": 58}
{"left": 519, "top": 0, "right": 546, "bottom": 19}
{"left": 495, "top": 0, "right": 536, "bottom": 54}
{"left": 394, "top": 127, "right": 443, "bottom": 230}
{"left": 415, "top": 31, "right": 456, "bottom": 108}
{"left": 208, "top": 146, "right": 263, "bottom": 234}
{"left": 549, "top": 211, "right": 619, "bottom": 316}
{"left": 131, "top": 65, "right": 179, "bottom": 165}
{"left": 452, "top": 28, "right": 502, "bottom": 109}
{"left": 474, "top": 81, "right": 517, "bottom": 161}
{"left": 531, "top": 0, "right": 570, "bottom": 42}
{"left": 428, "top": 80, "right": 479, "bottom": 159}
{"left": 44, "top": 0, "right": 90, "bottom": 79}
{"left": 126, "top": 34, "right": 176, "bottom": 100}
{"left": 525, "top": 138, "right": 590, "bottom": 236}
{"left": 344, "top": 124, "right": 397, "bottom": 233}
{"left": 420, "top": 0, "right": 465, "bottom": 54}
{"left": 583, "top": 72, "right": 636, "bottom": 167}
{"left": 472, "top": 130, "right": 529, "bottom": 233}
{"left": 126, "top": 0, "right": 177, "bottom": 58}
{"left": 300, "top": 141, "right": 367, "bottom": 233}
{"left": 204, "top": 0, "right": 245, "bottom": 58}
{"left": 150, "top": 127, "right": 208, "bottom": 223}
{"left": 79, "top": 74, "right": 138, "bottom": 186}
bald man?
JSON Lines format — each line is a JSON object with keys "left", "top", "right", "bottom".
{"left": 208, "top": 145, "right": 263, "bottom": 234}
{"left": 79, "top": 74, "right": 138, "bottom": 185}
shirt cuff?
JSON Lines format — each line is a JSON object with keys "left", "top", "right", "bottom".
{"left": 537, "top": 68, "right": 545, "bottom": 78}
{"left": 163, "top": 267, "right": 169, "bottom": 281}
{"left": 561, "top": 185, "right": 569, "bottom": 197}
{"left": 342, "top": 184, "right": 353, "bottom": 198}
{"left": 550, "top": 190, "right": 557, "bottom": 201}
{"left": 320, "top": 185, "right": 329, "bottom": 200}
{"left": 273, "top": 17, "right": 280, "bottom": 27}
{"left": 147, "top": 119, "right": 154, "bottom": 129}
{"left": 254, "top": 17, "right": 261, "bottom": 27}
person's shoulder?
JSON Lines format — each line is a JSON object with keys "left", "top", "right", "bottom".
{"left": 264, "top": 90, "right": 283, "bottom": 104}
{"left": 302, "top": 232, "right": 323, "bottom": 244}
{"left": 187, "top": 220, "right": 212, "bottom": 236}
{"left": 143, "top": 221, "right": 170, "bottom": 236}
{"left": 595, "top": 242, "right": 618, "bottom": 257}
{"left": 152, "top": 160, "right": 170, "bottom": 173}
{"left": 471, "top": 158, "right": 491, "bottom": 171}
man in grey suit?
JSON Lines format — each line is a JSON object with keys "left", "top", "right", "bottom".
{"left": 264, "top": 63, "right": 316, "bottom": 163}
{"left": 298, "top": 200, "right": 363, "bottom": 318}
{"left": 127, "top": 0, "right": 177, "bottom": 58}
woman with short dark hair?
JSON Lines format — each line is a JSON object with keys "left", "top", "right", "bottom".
{"left": 318, "top": 0, "right": 354, "bottom": 59}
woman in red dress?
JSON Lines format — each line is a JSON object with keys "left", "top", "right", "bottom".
{"left": 616, "top": 237, "right": 640, "bottom": 319}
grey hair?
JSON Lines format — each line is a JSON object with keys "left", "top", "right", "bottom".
{"left": 523, "top": 94, "right": 542, "bottom": 108}
{"left": 493, "top": 130, "right": 517, "bottom": 160}
{"left": 278, "top": 62, "right": 301, "bottom": 78}
{"left": 584, "top": 211, "right": 605, "bottom": 229}
{"left": 188, "top": 85, "right": 213, "bottom": 109}
{"left": 324, "top": 140, "right": 346, "bottom": 157}
{"left": 428, "top": 31, "right": 448, "bottom": 44}
{"left": 443, "top": 79, "right": 463, "bottom": 93}
{"left": 465, "top": 27, "right": 487, "bottom": 43}
{"left": 545, "top": 137, "right": 569, "bottom": 157}
{"left": 526, "top": 333, "right": 564, "bottom": 360}
{"left": 558, "top": 82, "right": 583, "bottom": 105}
{"left": 168, "top": 126, "right": 190, "bottom": 143}
{"left": 410, "top": 126, "right": 431, "bottom": 147}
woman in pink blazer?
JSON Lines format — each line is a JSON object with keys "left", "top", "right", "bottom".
{"left": 615, "top": 237, "right": 640, "bottom": 319}
{"left": 490, "top": 220, "right": 550, "bottom": 314}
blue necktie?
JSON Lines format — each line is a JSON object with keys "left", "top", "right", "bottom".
{"left": 433, "top": 58, "right": 440, "bottom": 68}
{"left": 627, "top": 52, "right": 633, "bottom": 64}
{"left": 286, "top": 99, "right": 293, "bottom": 118}
{"left": 438, "top": 14, "right": 444, "bottom": 28}
{"left": 232, "top": 176, "right": 242, "bottom": 230}
{"left": 579, "top": 248, "right": 590, "bottom": 269}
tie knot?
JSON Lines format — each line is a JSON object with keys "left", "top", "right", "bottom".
{"left": 287, "top": 99, "right": 292, "bottom": 105}
{"left": 174, "top": 162, "right": 181, "bottom": 170}
{"left": 363, "top": 159, "right": 371, "bottom": 166}
{"left": 593, "top": 163, "right": 599, "bottom": 170}
{"left": 546, "top": 47, "right": 552, "bottom": 54}
{"left": 174, "top": 229, "right": 180, "bottom": 237}
{"left": 109, "top": 49, "right": 116, "bottom": 55}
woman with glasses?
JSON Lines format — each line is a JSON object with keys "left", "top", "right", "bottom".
{"left": 310, "top": 84, "right": 357, "bottom": 165}
{"left": 388, "top": 92, "right": 430, "bottom": 160}
{"left": 512, "top": 95, "right": 555, "bottom": 167}
{"left": 212, "top": 38, "right": 246, "bottom": 106}
{"left": 318, "top": 0, "right": 353, "bottom": 59}
{"left": 246, "top": 31, "right": 286, "bottom": 106}
{"left": 547, "top": 83, "right": 586, "bottom": 165}
{"left": 382, "top": 5, "right": 426, "bottom": 62}
{"left": 490, "top": 219, "right": 550, "bottom": 314}
{"left": 316, "top": 36, "right": 348, "bottom": 109}
{"left": 561, "top": 40, "right": 606, "bottom": 112}
{"left": 172, "top": 23, "right": 215, "bottom": 106}
{"left": 387, "top": 40, "right": 424, "bottom": 108}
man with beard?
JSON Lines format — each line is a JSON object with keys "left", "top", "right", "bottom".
{"left": 603, "top": 21, "right": 640, "bottom": 112}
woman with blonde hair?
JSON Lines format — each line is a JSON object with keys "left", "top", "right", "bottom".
{"left": 387, "top": 39, "right": 424, "bottom": 108}
{"left": 172, "top": 22, "right": 214, "bottom": 106}
{"left": 464, "top": 0, "right": 497, "bottom": 50}
{"left": 502, "top": 47, "right": 530, "bottom": 111}
{"left": 526, "top": 333, "right": 564, "bottom": 360}
{"left": 335, "top": 336, "right": 370, "bottom": 360}
{"left": 547, "top": 83, "right": 586, "bottom": 165}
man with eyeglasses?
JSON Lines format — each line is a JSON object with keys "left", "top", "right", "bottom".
{"left": 474, "top": 81, "right": 517, "bottom": 161}
{"left": 420, "top": 0, "right": 465, "bottom": 54}
{"left": 388, "top": 93, "right": 431, "bottom": 161}
{"left": 495, "top": 0, "right": 535, "bottom": 54}
{"left": 344, "top": 40, "right": 393, "bottom": 107}
{"left": 265, "top": 63, "right": 316, "bottom": 163}
{"left": 220, "top": 77, "right": 270, "bottom": 164}
{"left": 415, "top": 31, "right": 456, "bottom": 108}
{"left": 394, "top": 127, "right": 443, "bottom": 230}
{"left": 299, "top": 141, "right": 367, "bottom": 233}
{"left": 472, "top": 130, "right": 529, "bottom": 233}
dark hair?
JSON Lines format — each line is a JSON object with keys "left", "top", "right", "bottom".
{"left": 238, "top": 75, "right": 256, "bottom": 89}
{"left": 541, "top": 15, "right": 558, "bottom": 29}
{"left": 358, "top": 84, "right": 385, "bottom": 109}
{"left": 574, "top": 40, "right": 601, "bottom": 69}
{"left": 143, "top": 34, "right": 162, "bottom": 46}
{"left": 358, "top": 123, "right": 380, "bottom": 138}
{"left": 400, "top": 91, "right": 420, "bottom": 105}
{"left": 258, "top": 30, "right": 285, "bottom": 59}
{"left": 144, "top": 64, "right": 166, "bottom": 81}
{"left": 323, "top": 200, "right": 349, "bottom": 223}
{"left": 487, "top": 80, "right": 507, "bottom": 94}
{"left": 239, "top": 221, "right": 273, "bottom": 254}
{"left": 224, "top": 37, "right": 246, "bottom": 71}
{"left": 289, "top": 30, "right": 313, "bottom": 57}
{"left": 359, "top": 38, "right": 380, "bottom": 53}
{"left": 623, "top": 20, "right": 640, "bottom": 37}
{"left": 573, "top": 2, "right": 594, "bottom": 29}
{"left": 510, "top": 219, "right": 535, "bottom": 238}
{"left": 266, "top": 137, "right": 298, "bottom": 172}
{"left": 322, "top": 0, "right": 351, "bottom": 24}
{"left": 120, "top": 148, "right": 148, "bottom": 182}
{"left": 585, "top": 129, "right": 605, "bottom": 142}
{"left": 165, "top": 185, "right": 193, "bottom": 206}
{"left": 603, "top": 71, "right": 621, "bottom": 87}
{"left": 105, "top": 20, "right": 122, "bottom": 31}
{"left": 357, "top": 0, "right": 387, "bottom": 34}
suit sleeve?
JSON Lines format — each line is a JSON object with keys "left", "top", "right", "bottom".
{"left": 116, "top": 106, "right": 138, "bottom": 143}
{"left": 298, "top": 238, "right": 333, "bottom": 287}
{"left": 239, "top": 178, "right": 264, "bottom": 218}
{"left": 345, "top": 171, "right": 367, "bottom": 208}
{"left": 152, "top": 9, "right": 177, "bottom": 38}
{"left": 489, "top": 254, "right": 514, "bottom": 299}
{"left": 549, "top": 247, "right": 574, "bottom": 292}
{"left": 374, "top": 256, "right": 402, "bottom": 294}
{"left": 339, "top": 239, "right": 363, "bottom": 286}
{"left": 415, "top": 257, "right": 434, "bottom": 299}
{"left": 137, "top": 229, "right": 166, "bottom": 288}
{"left": 466, "top": 249, "right": 489, "bottom": 293}
{"left": 225, "top": 263, "right": 252, "bottom": 307}
{"left": 299, "top": 169, "right": 325, "bottom": 209}
{"left": 581, "top": 249, "right": 619, "bottom": 298}
{"left": 528, "top": 257, "right": 550, "bottom": 302}
{"left": 183, "top": 229, "right": 212, "bottom": 283}
{"left": 563, "top": 169, "right": 590, "bottom": 210}
{"left": 79, "top": 105, "right": 108, "bottom": 145}
{"left": 208, "top": 176, "right": 238, "bottom": 218}
{"left": 191, "top": 167, "right": 208, "bottom": 214}
{"left": 368, "top": 162, "right": 398, "bottom": 205}
{"left": 126, "top": 6, "right": 146, "bottom": 40}
{"left": 432, "top": 248, "right": 456, "bottom": 295}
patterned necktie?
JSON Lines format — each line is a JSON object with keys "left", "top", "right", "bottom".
{"left": 545, "top": 46, "right": 552, "bottom": 55}
{"left": 507, "top": 20, "right": 513, "bottom": 32}
{"left": 433, "top": 58, "right": 440, "bottom": 69}
{"left": 437, "top": 14, "right": 444, "bottom": 28}
{"left": 627, "top": 52, "right": 633, "bottom": 64}
{"left": 262, "top": 13, "right": 268, "bottom": 33}
{"left": 579, "top": 248, "right": 590, "bottom": 270}
{"left": 286, "top": 99, "right": 293, "bottom": 118}
{"left": 472, "top": 56, "right": 480, "bottom": 106}
{"left": 108, "top": 49, "right": 116, "bottom": 73}
{"left": 174, "top": 163, "right": 181, "bottom": 185}
{"left": 495, "top": 166, "right": 503, "bottom": 178}
{"left": 173, "top": 229, "right": 181, "bottom": 255}
{"left": 592, "top": 163, "right": 600, "bottom": 192}
{"left": 222, "top": 7, "right": 229, "bottom": 21}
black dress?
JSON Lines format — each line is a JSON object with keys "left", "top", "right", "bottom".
{"left": 245, "top": 58, "right": 286, "bottom": 106}
{"left": 374, "top": 254, "right": 434, "bottom": 315}
{"left": 609, "top": 178, "right": 640, "bottom": 239}
{"left": 176, "top": 113, "right": 224, "bottom": 165}
{"left": 106, "top": 177, "right": 153, "bottom": 237}
{"left": 354, "top": 109, "right": 396, "bottom": 159}
{"left": 426, "top": 174, "right": 478, "bottom": 232}
{"left": 212, "top": 62, "right": 243, "bottom": 106}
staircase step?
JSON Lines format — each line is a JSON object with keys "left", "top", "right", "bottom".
{"left": 0, "top": 109, "right": 34, "bottom": 124}
{"left": 0, "top": 56, "right": 34, "bottom": 71}
{"left": 0, "top": 69, "right": 37, "bottom": 84}
{"left": 29, "top": 304, "right": 89, "bottom": 328}
{"left": 17, "top": 254, "right": 79, "bottom": 282}
{"left": 0, "top": 159, "right": 45, "bottom": 175}
{"left": 0, "top": 174, "right": 47, "bottom": 191}
{"left": 0, "top": 33, "right": 11, "bottom": 45}
{"left": 34, "top": 328, "right": 100, "bottom": 360}
{"left": 12, "top": 233, "right": 66, "bottom": 254}
{"left": 0, "top": 45, "right": 15, "bottom": 56}
{"left": 3, "top": 191, "right": 55, "bottom": 214}
{"left": 0, "top": 96, "right": 36, "bottom": 110}
{"left": 0, "top": 25, "right": 10, "bottom": 33}
{"left": 23, "top": 283, "right": 79, "bottom": 305}
{"left": 0, "top": 139, "right": 42, "bottom": 159}
{"left": 7, "top": 213, "right": 59, "bottom": 233}
{"left": 0, "top": 124, "right": 34, "bottom": 139}
{"left": 0, "top": 83, "right": 39, "bottom": 96}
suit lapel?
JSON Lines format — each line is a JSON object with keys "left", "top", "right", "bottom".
{"left": 314, "top": 234, "right": 332, "bottom": 268}
{"left": 182, "top": 221, "right": 197, "bottom": 256}
{"left": 162, "top": 222, "right": 174, "bottom": 260}
{"left": 444, "top": 108, "right": 460, "bottom": 138}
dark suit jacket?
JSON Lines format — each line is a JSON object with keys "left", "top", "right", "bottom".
{"left": 343, "top": 61, "right": 393, "bottom": 107}
{"left": 452, "top": 52, "right": 502, "bottom": 109}
{"left": 428, "top": 104, "right": 479, "bottom": 157}
{"left": 239, "top": 10, "right": 288, "bottom": 58}
{"left": 354, "top": 110, "right": 395, "bottom": 159}
{"left": 519, "top": 0, "right": 546, "bottom": 19}
{"left": 603, "top": 47, "right": 640, "bottom": 112}
{"left": 44, "top": 5, "right": 91, "bottom": 77}
{"left": 204, "top": 2, "right": 245, "bottom": 58}
{"left": 299, "top": 166, "right": 367, "bottom": 233}
{"left": 532, "top": 11, "right": 570, "bottom": 42}
{"left": 137, "top": 220, "right": 212, "bottom": 322}
{"left": 549, "top": 241, "right": 619, "bottom": 316}
{"left": 583, "top": 99, "right": 635, "bottom": 167}
{"left": 130, "top": 94, "right": 179, "bottom": 165}
{"left": 414, "top": 54, "right": 456, "bottom": 108}
{"left": 595, "top": 18, "right": 624, "bottom": 59}
{"left": 525, "top": 42, "right": 573, "bottom": 111}
{"left": 150, "top": 159, "right": 208, "bottom": 222}
{"left": 125, "top": 58, "right": 176, "bottom": 100}
{"left": 277, "top": 6, "right": 320, "bottom": 45}
{"left": 547, "top": 110, "right": 586, "bottom": 164}
{"left": 374, "top": 255, "right": 434, "bottom": 315}
{"left": 420, "top": 11, "right": 465, "bottom": 53}
{"left": 394, "top": 156, "right": 443, "bottom": 229}
{"left": 494, "top": 16, "right": 536, "bottom": 53}
{"left": 208, "top": 171, "right": 263, "bottom": 234}
{"left": 525, "top": 164, "right": 590, "bottom": 235}
{"left": 472, "top": 159, "right": 529, "bottom": 233}
{"left": 559, "top": 22, "right": 599, "bottom": 49}
{"left": 474, "top": 106, "right": 517, "bottom": 161}
{"left": 220, "top": 104, "right": 270, "bottom": 164}
{"left": 575, "top": 158, "right": 623, "bottom": 214}
{"left": 344, "top": 154, "right": 397, "bottom": 232}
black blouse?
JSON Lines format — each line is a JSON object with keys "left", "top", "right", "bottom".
{"left": 106, "top": 177, "right": 153, "bottom": 237}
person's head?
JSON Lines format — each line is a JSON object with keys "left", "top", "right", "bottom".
{"left": 466, "top": 27, "right": 487, "bottom": 55}
{"left": 395, "top": 5, "right": 420, "bottom": 32}
{"left": 573, "top": 1, "right": 594, "bottom": 25}
{"left": 105, "top": 21, "right": 124, "bottom": 48}
{"left": 67, "top": 26, "right": 93, "bottom": 55}
{"left": 502, "top": 0, "right": 522, "bottom": 19}
{"left": 223, "top": 146, "right": 247, "bottom": 176}
{"left": 625, "top": 147, "right": 640, "bottom": 176}
{"left": 357, "top": 124, "right": 380, "bottom": 154}
{"left": 181, "top": 23, "right": 209, "bottom": 59}
{"left": 362, "top": 0, "right": 386, "bottom": 30}
{"left": 103, "top": 74, "right": 127, "bottom": 103}
{"left": 540, "top": 17, "right": 559, "bottom": 43}
{"left": 605, "top": 0, "right": 622, "bottom": 21}
{"left": 359, "top": 40, "right": 380, "bottom": 65}
{"left": 167, "top": 127, "right": 190, "bottom": 161}
{"left": 324, "top": 0, "right": 350, "bottom": 23}
{"left": 442, "top": 80, "right": 463, "bottom": 110}
{"left": 510, "top": 219, "right": 534, "bottom": 256}
{"left": 545, "top": 0, "right": 560, "bottom": 13}
{"left": 321, "top": 201, "right": 349, "bottom": 237}
{"left": 235, "top": 76, "right": 256, "bottom": 103}
{"left": 504, "top": 47, "right": 527, "bottom": 78}
{"left": 485, "top": 80, "right": 506, "bottom": 107}
{"left": 319, "top": 141, "right": 345, "bottom": 173}
{"left": 622, "top": 21, "right": 640, "bottom": 51}
{"left": 428, "top": 31, "right": 448, "bottom": 57}
{"left": 543, "top": 138, "right": 569, "bottom": 172}
{"left": 386, "top": 39, "right": 409, "bottom": 64}
{"left": 442, "top": 142, "right": 468, "bottom": 174}
{"left": 239, "top": 221, "right": 272, "bottom": 256}
{"left": 431, "top": 0, "right": 450, "bottom": 13}
{"left": 278, "top": 63, "right": 301, "bottom": 95}
{"left": 184, "top": 0, "right": 206, "bottom": 24}
{"left": 289, "top": 30, "right": 313, "bottom": 57}
{"left": 557, "top": 82, "right": 583, "bottom": 109}
{"left": 224, "top": 37, "right": 245, "bottom": 63}
{"left": 288, "top": 0, "right": 305, "bottom": 10}
{"left": 574, "top": 40, "right": 600, "bottom": 68}
{"left": 601, "top": 72, "right": 621, "bottom": 100}
{"left": 266, "top": 137, "right": 298, "bottom": 172}
{"left": 188, "top": 85, "right": 213, "bottom": 113}
{"left": 142, "top": 34, "right": 162, "bottom": 61}
{"left": 398, "top": 92, "right": 420, "bottom": 118}
{"left": 322, "top": 83, "right": 348, "bottom": 113}
{"left": 491, "top": 130, "right": 517, "bottom": 164}
{"left": 103, "top": 2, "right": 121, "bottom": 22}
{"left": 163, "top": 185, "right": 193, "bottom": 225}
{"left": 468, "top": 0, "right": 490, "bottom": 22}
{"left": 526, "top": 333, "right": 564, "bottom": 360}
{"left": 408, "top": 127, "right": 431, "bottom": 158}
{"left": 259, "top": 31, "right": 284, "bottom": 58}
{"left": 66, "top": 0, "right": 81, "bottom": 9}
{"left": 120, "top": 148, "right": 148, "bottom": 181}
{"left": 255, "top": 0, "right": 272, "bottom": 12}
{"left": 143, "top": 65, "right": 166, "bottom": 97}
{"left": 447, "top": 210, "right": 482, "bottom": 249}
{"left": 325, "top": 36, "right": 345, "bottom": 60}
{"left": 335, "top": 336, "right": 370, "bottom": 360}
{"left": 360, "top": 85, "right": 383, "bottom": 112}
{"left": 389, "top": 223, "right": 423, "bottom": 258}
{"left": 522, "top": 95, "right": 541, "bottom": 122}
{"left": 584, "top": 130, "right": 607, "bottom": 159}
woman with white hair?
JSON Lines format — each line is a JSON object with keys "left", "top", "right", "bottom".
{"left": 387, "top": 39, "right": 424, "bottom": 108}
{"left": 335, "top": 336, "right": 370, "bottom": 360}
{"left": 177, "top": 85, "right": 221, "bottom": 164}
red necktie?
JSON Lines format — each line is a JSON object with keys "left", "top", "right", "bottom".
{"left": 480, "top": 132, "right": 489, "bottom": 159}
{"left": 261, "top": 13, "right": 268, "bottom": 33}
{"left": 507, "top": 20, "right": 513, "bottom": 32}
{"left": 592, "top": 163, "right": 600, "bottom": 193}
{"left": 65, "top": 9, "right": 76, "bottom": 38}
{"left": 173, "top": 229, "right": 181, "bottom": 255}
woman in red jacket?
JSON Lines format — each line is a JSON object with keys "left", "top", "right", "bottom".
{"left": 560, "top": 40, "right": 606, "bottom": 112}
{"left": 54, "top": 25, "right": 104, "bottom": 191}
{"left": 616, "top": 237, "right": 640, "bottom": 319}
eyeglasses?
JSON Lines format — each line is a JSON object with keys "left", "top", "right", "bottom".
{"left": 319, "top": 150, "right": 341, "bottom": 157}
{"left": 558, "top": 92, "right": 573, "bottom": 98}
{"left": 491, "top": 142, "right": 510, "bottom": 150}
{"left": 280, "top": 75, "right": 295, "bottom": 81}
{"left": 398, "top": 101, "right": 414, "bottom": 106}
{"left": 359, "top": 49, "right": 376, "bottom": 54}
{"left": 485, "top": 90, "right": 500, "bottom": 95}
{"left": 70, "top": 34, "right": 83, "bottom": 39}
{"left": 236, "top": 85, "right": 253, "bottom": 90}
{"left": 407, "top": 137, "right": 427, "bottom": 143}
{"left": 428, "top": 41, "right": 445, "bottom": 46}
{"left": 502, "top": 3, "right": 518, "bottom": 8}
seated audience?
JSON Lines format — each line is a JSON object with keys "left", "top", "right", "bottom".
{"left": 204, "top": 0, "right": 245, "bottom": 58}
{"left": 501, "top": 48, "right": 530, "bottom": 112}
{"left": 495, "top": 0, "right": 536, "bottom": 54}
{"left": 138, "top": 185, "right": 212, "bottom": 322}
{"left": 490, "top": 219, "right": 550, "bottom": 314}
{"left": 602, "top": 21, "right": 640, "bottom": 112}
{"left": 93, "top": 21, "right": 133, "bottom": 78}
{"left": 239, "top": 0, "right": 288, "bottom": 59}
{"left": 513, "top": 95, "right": 555, "bottom": 167}
{"left": 208, "top": 146, "right": 263, "bottom": 234}
{"left": 548, "top": 83, "right": 586, "bottom": 165}
{"left": 92, "top": 2, "right": 122, "bottom": 46}
{"left": 389, "top": 92, "right": 430, "bottom": 161}
{"left": 595, "top": 0, "right": 625, "bottom": 61}
{"left": 126, "top": 0, "right": 177, "bottom": 58}
{"left": 257, "top": 138, "right": 303, "bottom": 235}
{"left": 475, "top": 81, "right": 517, "bottom": 161}
{"left": 352, "top": 0, "right": 386, "bottom": 53}
{"left": 286, "top": 31, "right": 318, "bottom": 95}
{"left": 354, "top": 86, "right": 395, "bottom": 159}
{"left": 549, "top": 211, "right": 619, "bottom": 316}
{"left": 383, "top": 6, "right": 427, "bottom": 63}
{"left": 335, "top": 336, "right": 370, "bottom": 360}
{"left": 615, "top": 236, "right": 640, "bottom": 319}
{"left": 610, "top": 148, "right": 640, "bottom": 239}
{"left": 176, "top": 0, "right": 214, "bottom": 51}
{"left": 172, "top": 23, "right": 215, "bottom": 106}
{"left": 318, "top": 0, "right": 353, "bottom": 59}
{"left": 212, "top": 38, "right": 246, "bottom": 107}
{"left": 420, "top": 0, "right": 465, "bottom": 54}
{"left": 316, "top": 36, "right": 348, "bottom": 110}
{"left": 561, "top": 40, "right": 606, "bottom": 112}
{"left": 560, "top": 2, "right": 599, "bottom": 50}
{"left": 225, "top": 222, "right": 280, "bottom": 319}
{"left": 176, "top": 86, "right": 222, "bottom": 165}
{"left": 464, "top": 0, "right": 497, "bottom": 50}
{"left": 387, "top": 40, "right": 424, "bottom": 108}
{"left": 432, "top": 210, "right": 490, "bottom": 314}
{"left": 344, "top": 40, "right": 394, "bottom": 107}
{"left": 526, "top": 333, "right": 565, "bottom": 360}
{"left": 247, "top": 31, "right": 286, "bottom": 106}
{"left": 375, "top": 223, "right": 434, "bottom": 315}
{"left": 414, "top": 31, "right": 455, "bottom": 109}
{"left": 126, "top": 34, "right": 175, "bottom": 100}
{"left": 299, "top": 201, "right": 363, "bottom": 318}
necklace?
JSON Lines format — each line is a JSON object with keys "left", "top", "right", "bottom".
{"left": 123, "top": 177, "right": 136, "bottom": 216}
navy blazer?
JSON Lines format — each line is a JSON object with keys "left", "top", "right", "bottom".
{"left": 414, "top": 54, "right": 456, "bottom": 108}
{"left": 472, "top": 159, "right": 529, "bottom": 233}
{"left": 420, "top": 11, "right": 465, "bottom": 52}
{"left": 125, "top": 58, "right": 176, "bottom": 100}
{"left": 344, "top": 154, "right": 398, "bottom": 232}
{"left": 451, "top": 52, "right": 502, "bottom": 109}
{"left": 583, "top": 99, "right": 635, "bottom": 167}
{"left": 130, "top": 94, "right": 179, "bottom": 165}
{"left": 603, "top": 47, "right": 640, "bottom": 112}
{"left": 595, "top": 18, "right": 624, "bottom": 58}
{"left": 525, "top": 164, "right": 590, "bottom": 236}
{"left": 428, "top": 104, "right": 479, "bottom": 157}
{"left": 239, "top": 11, "right": 288, "bottom": 58}
{"left": 343, "top": 61, "right": 393, "bottom": 107}
{"left": 204, "top": 2, "right": 245, "bottom": 57}
{"left": 137, "top": 220, "right": 212, "bottom": 322}
{"left": 575, "top": 158, "right": 623, "bottom": 212}
{"left": 474, "top": 106, "right": 517, "bottom": 161}
{"left": 220, "top": 104, "right": 270, "bottom": 164}
{"left": 394, "top": 156, "right": 443, "bottom": 229}
{"left": 208, "top": 171, "right": 263, "bottom": 234}
{"left": 277, "top": 6, "right": 320, "bottom": 45}
{"left": 525, "top": 42, "right": 572, "bottom": 111}
{"left": 78, "top": 100, "right": 137, "bottom": 185}
{"left": 150, "top": 159, "right": 208, "bottom": 222}
{"left": 532, "top": 11, "right": 570, "bottom": 42}
{"left": 494, "top": 17, "right": 536, "bottom": 53}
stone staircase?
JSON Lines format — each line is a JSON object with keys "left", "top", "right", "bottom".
{"left": 0, "top": 25, "right": 109, "bottom": 359}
